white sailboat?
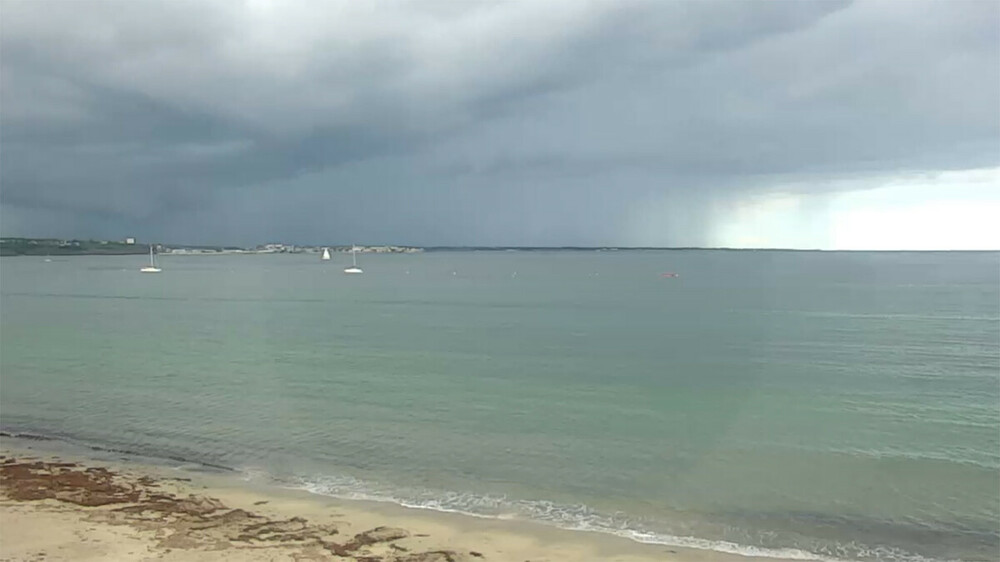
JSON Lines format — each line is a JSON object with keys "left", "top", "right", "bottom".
{"left": 321, "top": 247, "right": 331, "bottom": 261}
{"left": 344, "top": 246, "right": 363, "bottom": 274}
{"left": 140, "top": 245, "right": 162, "bottom": 273}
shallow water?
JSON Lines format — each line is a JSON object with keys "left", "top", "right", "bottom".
{"left": 2, "top": 251, "right": 998, "bottom": 561}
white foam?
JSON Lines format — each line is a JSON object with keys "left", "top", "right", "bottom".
{"left": 252, "top": 469, "right": 973, "bottom": 562}
{"left": 285, "top": 474, "right": 866, "bottom": 562}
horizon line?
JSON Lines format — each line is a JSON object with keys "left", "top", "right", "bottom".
{"left": 1, "top": 237, "right": 996, "bottom": 253}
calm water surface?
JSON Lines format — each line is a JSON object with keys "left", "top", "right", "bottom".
{"left": 2, "top": 251, "right": 998, "bottom": 561}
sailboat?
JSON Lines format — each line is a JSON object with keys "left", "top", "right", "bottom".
{"left": 321, "top": 247, "right": 331, "bottom": 261}
{"left": 140, "top": 245, "right": 162, "bottom": 273}
{"left": 344, "top": 246, "right": 363, "bottom": 274}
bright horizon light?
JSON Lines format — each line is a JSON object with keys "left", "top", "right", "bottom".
{"left": 709, "top": 168, "right": 1000, "bottom": 251}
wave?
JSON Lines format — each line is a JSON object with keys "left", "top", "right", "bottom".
{"left": 834, "top": 447, "right": 1000, "bottom": 470}
{"left": 0, "top": 430, "right": 56, "bottom": 441}
{"left": 744, "top": 310, "right": 1000, "bottom": 322}
{"left": 0, "top": 428, "right": 979, "bottom": 562}
{"left": 268, "top": 471, "right": 969, "bottom": 562}
{"left": 739, "top": 441, "right": 1000, "bottom": 471}
{"left": 285, "top": 472, "right": 832, "bottom": 560}
{"left": 0, "top": 428, "right": 235, "bottom": 473}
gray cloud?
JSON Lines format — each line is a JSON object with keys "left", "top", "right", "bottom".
{"left": 1, "top": 0, "right": 997, "bottom": 246}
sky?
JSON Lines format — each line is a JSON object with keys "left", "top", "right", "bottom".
{"left": 1, "top": 0, "right": 998, "bottom": 249}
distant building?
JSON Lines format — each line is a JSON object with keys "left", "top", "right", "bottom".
{"left": 258, "top": 243, "right": 291, "bottom": 253}
{"left": 125, "top": 237, "right": 136, "bottom": 245}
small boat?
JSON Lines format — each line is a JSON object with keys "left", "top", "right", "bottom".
{"left": 140, "top": 245, "right": 162, "bottom": 273}
{"left": 344, "top": 246, "right": 363, "bottom": 274}
{"left": 321, "top": 248, "right": 331, "bottom": 261}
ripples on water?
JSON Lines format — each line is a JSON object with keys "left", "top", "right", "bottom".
{"left": 2, "top": 251, "right": 998, "bottom": 562}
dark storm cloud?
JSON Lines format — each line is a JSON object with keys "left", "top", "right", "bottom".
{"left": 1, "top": 0, "right": 997, "bottom": 246}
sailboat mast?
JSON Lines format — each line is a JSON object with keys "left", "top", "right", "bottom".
{"left": 352, "top": 246, "right": 357, "bottom": 266}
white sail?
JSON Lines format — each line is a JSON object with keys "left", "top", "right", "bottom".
{"left": 140, "top": 244, "right": 162, "bottom": 273}
{"left": 321, "top": 248, "right": 331, "bottom": 261}
{"left": 344, "top": 245, "right": 363, "bottom": 274}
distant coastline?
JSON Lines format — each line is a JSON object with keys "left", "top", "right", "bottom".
{"left": 0, "top": 238, "right": 149, "bottom": 256}
{"left": 1, "top": 237, "right": 995, "bottom": 256}
{"left": 0, "top": 238, "right": 422, "bottom": 257}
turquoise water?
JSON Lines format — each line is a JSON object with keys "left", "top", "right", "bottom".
{"left": 1, "top": 251, "right": 998, "bottom": 561}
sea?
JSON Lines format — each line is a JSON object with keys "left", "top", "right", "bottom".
{"left": 1, "top": 250, "right": 997, "bottom": 562}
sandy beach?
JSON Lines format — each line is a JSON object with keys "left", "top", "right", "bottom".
{"left": 0, "top": 443, "right": 784, "bottom": 562}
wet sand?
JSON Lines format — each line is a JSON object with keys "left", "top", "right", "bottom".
{"left": 0, "top": 446, "right": 781, "bottom": 562}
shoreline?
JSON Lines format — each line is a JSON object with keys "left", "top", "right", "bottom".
{"left": 0, "top": 438, "right": 791, "bottom": 562}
